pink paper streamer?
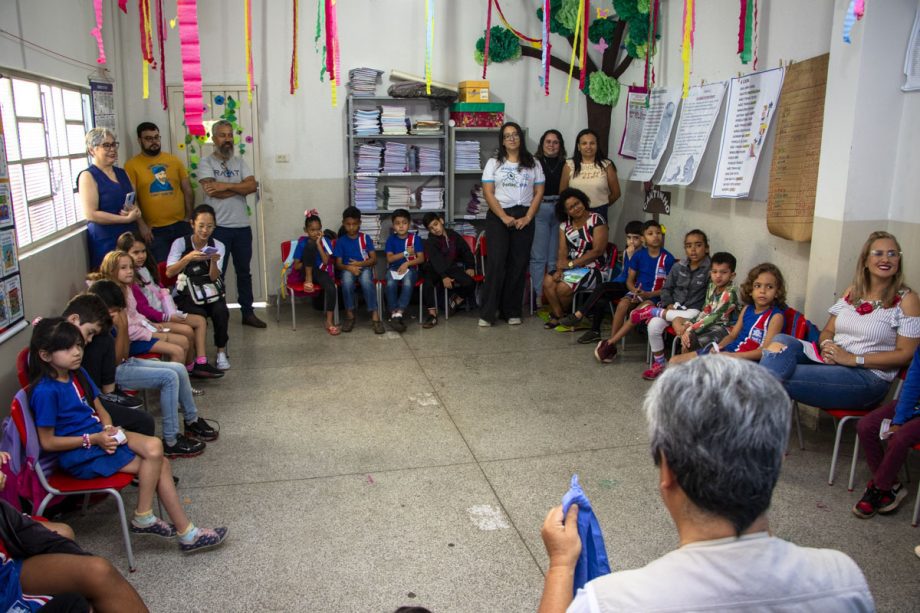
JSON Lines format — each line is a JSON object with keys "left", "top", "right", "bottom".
{"left": 91, "top": 0, "right": 106, "bottom": 64}
{"left": 118, "top": 0, "right": 128, "bottom": 13}
{"left": 156, "top": 0, "right": 168, "bottom": 109}
{"left": 483, "top": 0, "right": 493, "bottom": 78}
{"left": 324, "top": 0, "right": 340, "bottom": 83}
{"left": 854, "top": 0, "right": 865, "bottom": 19}
{"left": 177, "top": 0, "right": 205, "bottom": 135}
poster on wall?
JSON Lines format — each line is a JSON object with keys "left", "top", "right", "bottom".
{"left": 0, "top": 109, "right": 27, "bottom": 342}
{"left": 0, "top": 184, "right": 11, "bottom": 227}
{"left": 5, "top": 276, "right": 22, "bottom": 323}
{"left": 711, "top": 67, "right": 785, "bottom": 199}
{"left": 0, "top": 137, "right": 6, "bottom": 180}
{"left": 89, "top": 78, "right": 116, "bottom": 131}
{"left": 659, "top": 83, "right": 727, "bottom": 187}
{"left": 0, "top": 229, "right": 17, "bottom": 276}
{"left": 0, "top": 282, "right": 8, "bottom": 330}
{"left": 628, "top": 87, "right": 681, "bottom": 182}
{"left": 618, "top": 86, "right": 649, "bottom": 159}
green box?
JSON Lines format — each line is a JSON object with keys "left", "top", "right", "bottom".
{"left": 450, "top": 102, "right": 505, "bottom": 112}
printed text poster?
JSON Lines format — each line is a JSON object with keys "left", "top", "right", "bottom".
{"left": 5, "top": 276, "right": 22, "bottom": 323}
{"left": 659, "top": 83, "right": 727, "bottom": 186}
{"left": 618, "top": 87, "right": 649, "bottom": 159}
{"left": 629, "top": 88, "right": 681, "bottom": 182}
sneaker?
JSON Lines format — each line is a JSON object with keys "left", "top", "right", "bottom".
{"left": 508, "top": 317, "right": 522, "bottom": 325}
{"left": 630, "top": 304, "right": 655, "bottom": 325}
{"left": 478, "top": 319, "right": 492, "bottom": 327}
{"left": 558, "top": 313, "right": 583, "bottom": 328}
{"left": 180, "top": 527, "right": 229, "bottom": 554}
{"left": 191, "top": 386, "right": 205, "bottom": 397}
{"left": 877, "top": 483, "right": 907, "bottom": 514}
{"left": 594, "top": 339, "right": 618, "bottom": 363}
{"left": 130, "top": 517, "right": 177, "bottom": 539}
{"left": 852, "top": 484, "right": 880, "bottom": 519}
{"left": 191, "top": 362, "right": 225, "bottom": 379}
{"left": 98, "top": 391, "right": 144, "bottom": 410}
{"left": 163, "top": 434, "right": 206, "bottom": 458}
{"left": 577, "top": 330, "right": 602, "bottom": 344}
{"left": 185, "top": 417, "right": 219, "bottom": 442}
{"left": 389, "top": 315, "right": 406, "bottom": 333}
{"left": 215, "top": 352, "right": 231, "bottom": 370}
{"left": 642, "top": 361, "right": 666, "bottom": 380}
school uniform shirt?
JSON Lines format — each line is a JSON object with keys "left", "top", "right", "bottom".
{"left": 611, "top": 248, "right": 637, "bottom": 284}
{"left": 385, "top": 233, "right": 423, "bottom": 270}
{"left": 481, "top": 159, "right": 545, "bottom": 208}
{"left": 332, "top": 233, "right": 375, "bottom": 265}
{"left": 628, "top": 248, "right": 675, "bottom": 294}
{"left": 197, "top": 154, "right": 254, "bottom": 228}
{"left": 723, "top": 305, "right": 783, "bottom": 353}
{"left": 660, "top": 257, "right": 711, "bottom": 310}
{"left": 292, "top": 235, "right": 334, "bottom": 270}
{"left": 124, "top": 152, "right": 189, "bottom": 228}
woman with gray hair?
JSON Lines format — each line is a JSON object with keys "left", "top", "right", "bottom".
{"left": 77, "top": 127, "right": 141, "bottom": 269}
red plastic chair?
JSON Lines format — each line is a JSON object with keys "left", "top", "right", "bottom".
{"left": 10, "top": 389, "right": 137, "bottom": 571}
{"left": 16, "top": 347, "right": 29, "bottom": 388}
{"left": 276, "top": 239, "right": 337, "bottom": 331}
{"left": 157, "top": 261, "right": 177, "bottom": 289}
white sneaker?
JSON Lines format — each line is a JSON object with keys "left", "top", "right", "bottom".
{"left": 216, "top": 352, "right": 231, "bottom": 370}
{"left": 478, "top": 318, "right": 492, "bottom": 327}
{"left": 508, "top": 317, "right": 522, "bottom": 325}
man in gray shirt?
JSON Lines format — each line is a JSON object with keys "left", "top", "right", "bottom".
{"left": 198, "top": 119, "right": 266, "bottom": 328}
{"left": 538, "top": 357, "right": 874, "bottom": 613}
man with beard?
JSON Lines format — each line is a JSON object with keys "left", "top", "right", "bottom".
{"left": 197, "top": 120, "right": 266, "bottom": 328}
{"left": 125, "top": 122, "right": 195, "bottom": 262}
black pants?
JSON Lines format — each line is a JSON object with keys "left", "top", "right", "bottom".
{"left": 422, "top": 264, "right": 476, "bottom": 309}
{"left": 580, "top": 281, "right": 629, "bottom": 332}
{"left": 101, "top": 401, "right": 156, "bottom": 437}
{"left": 480, "top": 207, "right": 535, "bottom": 322}
{"left": 301, "top": 243, "right": 337, "bottom": 312}
{"left": 150, "top": 221, "right": 192, "bottom": 264}
{"left": 175, "top": 294, "right": 230, "bottom": 348}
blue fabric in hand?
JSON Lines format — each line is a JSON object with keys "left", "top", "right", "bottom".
{"left": 561, "top": 473, "right": 611, "bottom": 594}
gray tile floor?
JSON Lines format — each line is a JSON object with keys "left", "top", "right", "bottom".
{"left": 64, "top": 308, "right": 920, "bottom": 612}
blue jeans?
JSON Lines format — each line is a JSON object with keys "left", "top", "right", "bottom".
{"left": 529, "top": 197, "right": 559, "bottom": 301}
{"left": 114, "top": 358, "right": 199, "bottom": 445}
{"left": 150, "top": 220, "right": 192, "bottom": 264}
{"left": 759, "top": 334, "right": 891, "bottom": 409}
{"left": 213, "top": 225, "right": 254, "bottom": 315}
{"left": 340, "top": 267, "right": 378, "bottom": 312}
{"left": 385, "top": 268, "right": 417, "bottom": 313}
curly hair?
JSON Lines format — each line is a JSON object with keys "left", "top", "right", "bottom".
{"left": 739, "top": 263, "right": 786, "bottom": 307}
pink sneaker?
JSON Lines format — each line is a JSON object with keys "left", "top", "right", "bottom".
{"left": 642, "top": 361, "right": 666, "bottom": 380}
{"left": 630, "top": 304, "right": 654, "bottom": 325}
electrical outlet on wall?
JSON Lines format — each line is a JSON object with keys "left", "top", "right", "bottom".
{"left": 275, "top": 154, "right": 290, "bottom": 163}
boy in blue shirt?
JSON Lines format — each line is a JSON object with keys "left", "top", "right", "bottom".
{"left": 559, "top": 220, "right": 644, "bottom": 344}
{"left": 384, "top": 209, "right": 425, "bottom": 332}
{"left": 333, "top": 206, "right": 384, "bottom": 334}
{"left": 595, "top": 220, "right": 675, "bottom": 363}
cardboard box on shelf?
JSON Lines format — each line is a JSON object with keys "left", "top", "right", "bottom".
{"left": 450, "top": 102, "right": 505, "bottom": 128}
{"left": 458, "top": 80, "right": 490, "bottom": 102}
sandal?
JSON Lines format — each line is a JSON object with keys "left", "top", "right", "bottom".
{"left": 543, "top": 318, "right": 560, "bottom": 330}
{"left": 372, "top": 320, "right": 386, "bottom": 334}
{"left": 342, "top": 317, "right": 355, "bottom": 333}
{"left": 326, "top": 325, "right": 341, "bottom": 336}
{"left": 423, "top": 313, "right": 438, "bottom": 329}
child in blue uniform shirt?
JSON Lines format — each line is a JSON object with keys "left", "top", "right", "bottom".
{"left": 384, "top": 209, "right": 424, "bottom": 332}
{"left": 333, "top": 206, "right": 384, "bottom": 334}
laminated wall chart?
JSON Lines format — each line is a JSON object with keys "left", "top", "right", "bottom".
{"left": 766, "top": 54, "right": 828, "bottom": 242}
{"left": 711, "top": 67, "right": 785, "bottom": 198}
{"left": 659, "top": 83, "right": 727, "bottom": 186}
{"left": 628, "top": 88, "right": 681, "bottom": 182}
{"left": 0, "top": 114, "right": 27, "bottom": 343}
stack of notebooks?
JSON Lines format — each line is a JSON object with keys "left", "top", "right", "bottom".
{"left": 417, "top": 145, "right": 441, "bottom": 173}
{"left": 453, "top": 222, "right": 478, "bottom": 237}
{"left": 412, "top": 219, "right": 430, "bottom": 240}
{"left": 355, "top": 141, "right": 384, "bottom": 173}
{"left": 454, "top": 141, "right": 482, "bottom": 171}
{"left": 347, "top": 68, "right": 382, "bottom": 97}
{"left": 383, "top": 142, "right": 408, "bottom": 173}
{"left": 383, "top": 185, "right": 411, "bottom": 210}
{"left": 360, "top": 215, "right": 383, "bottom": 244}
{"left": 465, "top": 183, "right": 487, "bottom": 219}
{"left": 417, "top": 187, "right": 444, "bottom": 211}
{"left": 353, "top": 177, "right": 378, "bottom": 211}
{"left": 381, "top": 106, "right": 409, "bottom": 135}
{"left": 353, "top": 107, "right": 381, "bottom": 136}
{"left": 412, "top": 120, "right": 442, "bottom": 135}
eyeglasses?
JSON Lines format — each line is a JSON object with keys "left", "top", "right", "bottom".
{"left": 869, "top": 249, "right": 901, "bottom": 258}
{"left": 141, "top": 135, "right": 161, "bottom": 143}
{"left": 503, "top": 133, "right": 520, "bottom": 141}
{"left": 97, "top": 141, "right": 119, "bottom": 150}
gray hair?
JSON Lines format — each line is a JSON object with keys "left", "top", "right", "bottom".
{"left": 85, "top": 127, "right": 116, "bottom": 150}
{"left": 211, "top": 119, "right": 233, "bottom": 135}
{"left": 644, "top": 356, "right": 791, "bottom": 534}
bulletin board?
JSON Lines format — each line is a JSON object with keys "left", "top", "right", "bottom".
{"left": 0, "top": 113, "right": 28, "bottom": 344}
{"left": 766, "top": 54, "right": 829, "bottom": 242}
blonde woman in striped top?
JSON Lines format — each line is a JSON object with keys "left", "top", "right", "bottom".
{"left": 759, "top": 231, "right": 920, "bottom": 409}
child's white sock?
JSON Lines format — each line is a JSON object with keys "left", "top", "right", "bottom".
{"left": 178, "top": 522, "right": 199, "bottom": 543}
{"left": 132, "top": 509, "right": 156, "bottom": 527}
{"left": 653, "top": 353, "right": 666, "bottom": 365}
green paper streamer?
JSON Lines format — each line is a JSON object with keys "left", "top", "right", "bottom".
{"left": 741, "top": 1, "right": 754, "bottom": 64}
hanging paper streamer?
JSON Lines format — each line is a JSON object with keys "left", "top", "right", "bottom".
{"left": 738, "top": 0, "right": 747, "bottom": 55}
{"left": 493, "top": 0, "right": 542, "bottom": 47}
{"left": 245, "top": 0, "right": 254, "bottom": 102}
{"left": 119, "top": 0, "right": 128, "bottom": 12}
{"left": 580, "top": 0, "right": 589, "bottom": 90}
{"left": 156, "top": 0, "right": 168, "bottom": 109}
{"left": 541, "top": 0, "right": 551, "bottom": 95}
{"left": 314, "top": 0, "right": 326, "bottom": 80}
{"left": 324, "top": 0, "right": 341, "bottom": 107}
{"left": 177, "top": 0, "right": 206, "bottom": 136}
{"left": 842, "top": 0, "right": 866, "bottom": 43}
{"left": 425, "top": 0, "right": 433, "bottom": 95}
{"left": 564, "top": 0, "right": 585, "bottom": 104}
{"left": 738, "top": 0, "right": 754, "bottom": 63}
{"left": 752, "top": 0, "right": 758, "bottom": 69}
{"left": 140, "top": 0, "right": 155, "bottom": 100}
{"left": 644, "top": 0, "right": 659, "bottom": 104}
{"left": 482, "top": 0, "right": 493, "bottom": 78}
{"left": 290, "top": 0, "right": 299, "bottom": 94}
{"left": 91, "top": 0, "right": 107, "bottom": 64}
{"left": 681, "top": 0, "right": 695, "bottom": 98}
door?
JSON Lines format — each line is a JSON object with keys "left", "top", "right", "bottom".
{"left": 166, "top": 85, "right": 266, "bottom": 306}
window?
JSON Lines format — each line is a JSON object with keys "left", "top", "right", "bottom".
{"left": 0, "top": 73, "right": 92, "bottom": 251}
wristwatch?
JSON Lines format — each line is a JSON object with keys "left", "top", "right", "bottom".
{"left": 567, "top": 260, "right": 574, "bottom": 269}
{"left": 855, "top": 355, "right": 865, "bottom": 367}
{"left": 403, "top": 250, "right": 410, "bottom": 259}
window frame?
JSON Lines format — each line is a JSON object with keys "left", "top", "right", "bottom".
{"left": 0, "top": 68, "right": 94, "bottom": 255}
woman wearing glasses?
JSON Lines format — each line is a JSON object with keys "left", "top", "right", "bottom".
{"left": 77, "top": 128, "right": 141, "bottom": 269}
{"left": 760, "top": 231, "right": 920, "bottom": 411}
{"left": 479, "top": 122, "right": 545, "bottom": 326}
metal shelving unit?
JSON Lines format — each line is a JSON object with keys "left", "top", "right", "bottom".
{"left": 447, "top": 126, "right": 526, "bottom": 224}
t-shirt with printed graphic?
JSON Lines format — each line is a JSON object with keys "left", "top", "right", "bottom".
{"left": 628, "top": 247, "right": 675, "bottom": 294}
{"left": 332, "top": 233, "right": 375, "bottom": 266}
{"left": 481, "top": 159, "right": 545, "bottom": 209}
{"left": 198, "top": 154, "right": 254, "bottom": 228}
{"left": 124, "top": 152, "right": 189, "bottom": 228}
{"left": 385, "top": 233, "right": 423, "bottom": 270}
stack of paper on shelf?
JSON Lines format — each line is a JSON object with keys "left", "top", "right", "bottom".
{"left": 354, "top": 177, "right": 378, "bottom": 211}
{"left": 383, "top": 185, "right": 411, "bottom": 210}
{"left": 360, "top": 215, "right": 383, "bottom": 245}
{"left": 355, "top": 141, "right": 384, "bottom": 173}
{"left": 383, "top": 142, "right": 408, "bottom": 173}
{"left": 454, "top": 141, "right": 482, "bottom": 171}
{"left": 417, "top": 145, "right": 441, "bottom": 173}
{"left": 412, "top": 219, "right": 430, "bottom": 240}
{"left": 465, "top": 183, "right": 486, "bottom": 219}
{"left": 417, "top": 187, "right": 444, "bottom": 211}
{"left": 380, "top": 105, "right": 409, "bottom": 135}
{"left": 347, "top": 68, "right": 382, "bottom": 97}
{"left": 353, "top": 107, "right": 381, "bottom": 136}
{"left": 412, "top": 120, "right": 442, "bottom": 135}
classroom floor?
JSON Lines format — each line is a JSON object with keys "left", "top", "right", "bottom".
{"left": 62, "top": 305, "right": 920, "bottom": 612}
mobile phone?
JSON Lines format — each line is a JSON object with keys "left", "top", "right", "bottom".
{"left": 201, "top": 246, "right": 219, "bottom": 256}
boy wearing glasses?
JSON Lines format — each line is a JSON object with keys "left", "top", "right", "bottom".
{"left": 125, "top": 122, "right": 195, "bottom": 263}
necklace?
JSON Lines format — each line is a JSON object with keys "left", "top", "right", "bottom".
{"left": 541, "top": 156, "right": 563, "bottom": 176}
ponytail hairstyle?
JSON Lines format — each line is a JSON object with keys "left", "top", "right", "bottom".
{"left": 115, "top": 231, "right": 159, "bottom": 287}
{"left": 27, "top": 317, "right": 85, "bottom": 389}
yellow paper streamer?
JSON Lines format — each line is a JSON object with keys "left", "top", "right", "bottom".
{"left": 142, "top": 60, "right": 149, "bottom": 98}
{"left": 564, "top": 0, "right": 584, "bottom": 104}
{"left": 331, "top": 77, "right": 337, "bottom": 107}
{"left": 681, "top": 0, "right": 693, "bottom": 98}
{"left": 245, "top": 0, "right": 253, "bottom": 102}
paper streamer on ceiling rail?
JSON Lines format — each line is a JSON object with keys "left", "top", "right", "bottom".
{"left": 91, "top": 0, "right": 106, "bottom": 64}
{"left": 156, "top": 0, "right": 167, "bottom": 109}
{"left": 738, "top": 0, "right": 746, "bottom": 54}
{"left": 119, "top": 0, "right": 128, "bottom": 12}
{"left": 425, "top": 0, "right": 433, "bottom": 94}
{"left": 314, "top": 0, "right": 326, "bottom": 80}
{"left": 482, "top": 0, "right": 493, "bottom": 78}
{"left": 681, "top": 0, "right": 695, "bottom": 98}
{"left": 245, "top": 0, "right": 254, "bottom": 102}
{"left": 752, "top": 0, "right": 759, "bottom": 68}
{"left": 493, "top": 0, "right": 542, "bottom": 46}
{"left": 579, "top": 0, "right": 589, "bottom": 90}
{"left": 842, "top": 0, "right": 866, "bottom": 43}
{"left": 140, "top": 0, "right": 155, "bottom": 100}
{"left": 541, "top": 0, "right": 551, "bottom": 94}
{"left": 177, "top": 0, "right": 205, "bottom": 135}
{"left": 290, "top": 0, "right": 299, "bottom": 94}
{"left": 324, "top": 0, "right": 340, "bottom": 106}
{"left": 644, "top": 0, "right": 659, "bottom": 103}
{"left": 565, "top": 0, "right": 585, "bottom": 103}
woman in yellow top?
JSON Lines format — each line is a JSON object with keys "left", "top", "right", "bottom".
{"left": 559, "top": 129, "right": 621, "bottom": 224}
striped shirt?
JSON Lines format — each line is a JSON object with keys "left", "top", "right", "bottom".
{"left": 830, "top": 291, "right": 920, "bottom": 381}
{"left": 562, "top": 212, "right": 606, "bottom": 270}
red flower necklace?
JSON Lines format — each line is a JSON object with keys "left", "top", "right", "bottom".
{"left": 846, "top": 292, "right": 902, "bottom": 316}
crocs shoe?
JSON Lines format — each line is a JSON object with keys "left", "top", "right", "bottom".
{"left": 131, "top": 517, "right": 177, "bottom": 539}
{"left": 180, "top": 527, "right": 229, "bottom": 554}
{"left": 594, "top": 340, "right": 618, "bottom": 363}
{"left": 630, "top": 304, "right": 655, "bottom": 325}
